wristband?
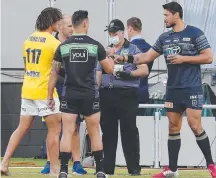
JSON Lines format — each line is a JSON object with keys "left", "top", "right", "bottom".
{"left": 128, "top": 55, "right": 134, "bottom": 63}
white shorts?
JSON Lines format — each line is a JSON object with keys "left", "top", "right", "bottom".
{"left": 20, "top": 98, "right": 61, "bottom": 117}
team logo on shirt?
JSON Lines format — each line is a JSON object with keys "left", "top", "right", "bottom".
{"left": 165, "top": 46, "right": 181, "bottom": 55}
{"left": 70, "top": 48, "right": 88, "bottom": 62}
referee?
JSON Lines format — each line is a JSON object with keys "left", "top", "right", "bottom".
{"left": 48, "top": 10, "right": 114, "bottom": 178}
{"left": 97, "top": 19, "right": 149, "bottom": 175}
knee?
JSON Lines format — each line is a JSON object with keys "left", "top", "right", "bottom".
{"left": 169, "top": 123, "right": 181, "bottom": 134}
{"left": 73, "top": 128, "right": 79, "bottom": 136}
{"left": 49, "top": 124, "right": 61, "bottom": 135}
{"left": 189, "top": 123, "right": 203, "bottom": 135}
{"left": 17, "top": 124, "right": 30, "bottom": 134}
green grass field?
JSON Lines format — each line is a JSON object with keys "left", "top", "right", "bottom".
{"left": 1, "top": 158, "right": 212, "bottom": 178}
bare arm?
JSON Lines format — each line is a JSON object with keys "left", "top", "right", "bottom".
{"left": 183, "top": 48, "right": 213, "bottom": 64}
{"left": 131, "top": 64, "right": 149, "bottom": 77}
{"left": 96, "top": 71, "right": 102, "bottom": 88}
{"left": 114, "top": 48, "right": 160, "bottom": 65}
{"left": 99, "top": 57, "right": 114, "bottom": 74}
{"left": 133, "top": 48, "right": 160, "bottom": 65}
{"left": 48, "top": 61, "right": 62, "bottom": 99}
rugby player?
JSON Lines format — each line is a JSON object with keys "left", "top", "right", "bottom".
{"left": 47, "top": 10, "right": 114, "bottom": 178}
{"left": 114, "top": 2, "right": 216, "bottom": 178}
{"left": 1, "top": 7, "right": 63, "bottom": 176}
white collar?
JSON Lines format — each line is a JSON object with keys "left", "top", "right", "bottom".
{"left": 130, "top": 35, "right": 142, "bottom": 41}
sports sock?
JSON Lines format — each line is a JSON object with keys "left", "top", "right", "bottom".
{"left": 168, "top": 133, "right": 181, "bottom": 172}
{"left": 93, "top": 150, "right": 104, "bottom": 173}
{"left": 60, "top": 152, "right": 71, "bottom": 173}
{"left": 196, "top": 131, "right": 214, "bottom": 166}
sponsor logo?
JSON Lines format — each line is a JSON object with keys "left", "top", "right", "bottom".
{"left": 93, "top": 102, "right": 100, "bottom": 110}
{"left": 165, "top": 46, "right": 181, "bottom": 56}
{"left": 75, "top": 37, "right": 83, "bottom": 40}
{"left": 61, "top": 101, "right": 68, "bottom": 109}
{"left": 21, "top": 107, "right": 27, "bottom": 112}
{"left": 26, "top": 71, "right": 40, "bottom": 78}
{"left": 109, "top": 22, "right": 114, "bottom": 28}
{"left": 190, "top": 95, "right": 197, "bottom": 99}
{"left": 38, "top": 107, "right": 49, "bottom": 112}
{"left": 173, "top": 38, "right": 180, "bottom": 42}
{"left": 183, "top": 38, "right": 191, "bottom": 42}
{"left": 164, "top": 102, "right": 173, "bottom": 108}
{"left": 198, "top": 94, "right": 203, "bottom": 99}
{"left": 70, "top": 48, "right": 88, "bottom": 62}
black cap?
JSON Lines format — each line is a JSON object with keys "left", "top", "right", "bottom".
{"left": 104, "top": 19, "right": 125, "bottom": 33}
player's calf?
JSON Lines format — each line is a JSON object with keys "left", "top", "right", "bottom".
{"left": 187, "top": 111, "right": 214, "bottom": 167}
{"left": 85, "top": 112, "right": 106, "bottom": 176}
{"left": 58, "top": 113, "right": 78, "bottom": 178}
{"left": 1, "top": 115, "right": 34, "bottom": 176}
{"left": 45, "top": 113, "right": 61, "bottom": 175}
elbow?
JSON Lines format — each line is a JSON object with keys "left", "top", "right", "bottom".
{"left": 144, "top": 68, "right": 149, "bottom": 77}
{"left": 206, "top": 55, "right": 213, "bottom": 64}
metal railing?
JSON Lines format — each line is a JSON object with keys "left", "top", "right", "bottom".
{"left": 138, "top": 104, "right": 216, "bottom": 168}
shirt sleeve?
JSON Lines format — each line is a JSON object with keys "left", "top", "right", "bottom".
{"left": 97, "top": 42, "right": 106, "bottom": 61}
{"left": 194, "top": 29, "right": 211, "bottom": 52}
{"left": 96, "top": 62, "right": 102, "bottom": 71}
{"left": 152, "top": 36, "right": 163, "bottom": 55}
{"left": 54, "top": 44, "right": 62, "bottom": 63}
{"left": 133, "top": 45, "right": 142, "bottom": 55}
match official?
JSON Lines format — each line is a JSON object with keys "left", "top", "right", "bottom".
{"left": 97, "top": 19, "right": 149, "bottom": 175}
{"left": 48, "top": 10, "right": 114, "bottom": 178}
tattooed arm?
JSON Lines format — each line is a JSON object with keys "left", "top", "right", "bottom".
{"left": 48, "top": 45, "right": 63, "bottom": 99}
{"left": 48, "top": 61, "right": 62, "bottom": 99}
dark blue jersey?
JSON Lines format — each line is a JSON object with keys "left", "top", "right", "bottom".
{"left": 152, "top": 25, "right": 210, "bottom": 89}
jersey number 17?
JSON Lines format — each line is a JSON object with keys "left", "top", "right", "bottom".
{"left": 26, "top": 48, "right": 41, "bottom": 64}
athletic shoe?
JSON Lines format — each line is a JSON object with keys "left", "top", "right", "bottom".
{"left": 41, "top": 161, "right": 50, "bottom": 174}
{"left": 208, "top": 164, "right": 216, "bottom": 178}
{"left": 72, "top": 162, "right": 87, "bottom": 175}
{"left": 152, "top": 166, "right": 179, "bottom": 178}
{"left": 96, "top": 172, "right": 108, "bottom": 178}
{"left": 57, "top": 172, "right": 68, "bottom": 178}
{"left": 131, "top": 169, "right": 141, "bottom": 176}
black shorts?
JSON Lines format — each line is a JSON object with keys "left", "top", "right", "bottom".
{"left": 165, "top": 86, "right": 204, "bottom": 113}
{"left": 60, "top": 96, "right": 100, "bottom": 117}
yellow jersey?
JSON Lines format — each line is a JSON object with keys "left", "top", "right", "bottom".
{"left": 22, "top": 31, "right": 60, "bottom": 100}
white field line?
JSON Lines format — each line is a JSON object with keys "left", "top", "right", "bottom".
{"left": 9, "top": 167, "right": 209, "bottom": 172}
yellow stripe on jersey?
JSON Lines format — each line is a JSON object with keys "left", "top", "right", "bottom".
{"left": 22, "top": 31, "right": 60, "bottom": 100}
